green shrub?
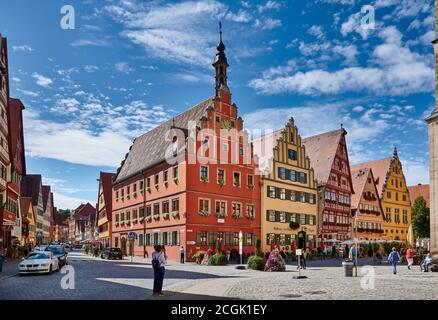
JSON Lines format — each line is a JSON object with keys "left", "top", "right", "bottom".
{"left": 208, "top": 254, "right": 228, "bottom": 266}
{"left": 193, "top": 250, "right": 205, "bottom": 264}
{"left": 247, "top": 255, "right": 265, "bottom": 271}
{"left": 216, "top": 240, "right": 222, "bottom": 255}
{"left": 255, "top": 238, "right": 262, "bottom": 257}
{"left": 84, "top": 244, "right": 90, "bottom": 254}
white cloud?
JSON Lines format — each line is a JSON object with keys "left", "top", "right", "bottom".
{"left": 352, "top": 105, "right": 365, "bottom": 112}
{"left": 249, "top": 26, "right": 433, "bottom": 96}
{"left": 307, "top": 25, "right": 324, "bottom": 39}
{"left": 340, "top": 12, "right": 372, "bottom": 39}
{"left": 104, "top": 0, "right": 228, "bottom": 66}
{"left": 70, "top": 39, "right": 109, "bottom": 47}
{"left": 32, "top": 72, "right": 53, "bottom": 88}
{"left": 225, "top": 9, "right": 252, "bottom": 22}
{"left": 12, "top": 45, "right": 34, "bottom": 52}
{"left": 16, "top": 88, "right": 38, "bottom": 97}
{"left": 84, "top": 65, "right": 99, "bottom": 73}
{"left": 53, "top": 192, "right": 94, "bottom": 210}
{"left": 255, "top": 18, "right": 282, "bottom": 30}
{"left": 257, "top": 0, "right": 282, "bottom": 13}
{"left": 11, "top": 77, "right": 21, "bottom": 82}
{"left": 115, "top": 62, "right": 133, "bottom": 74}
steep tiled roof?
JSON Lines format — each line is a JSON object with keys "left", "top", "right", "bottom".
{"left": 54, "top": 210, "right": 69, "bottom": 225}
{"left": 302, "top": 129, "right": 345, "bottom": 186}
{"left": 21, "top": 174, "right": 42, "bottom": 206}
{"left": 100, "top": 172, "right": 115, "bottom": 220}
{"left": 42, "top": 185, "right": 51, "bottom": 212}
{"left": 350, "top": 167, "right": 370, "bottom": 209}
{"left": 114, "top": 97, "right": 214, "bottom": 183}
{"left": 408, "top": 184, "right": 430, "bottom": 207}
{"left": 351, "top": 158, "right": 392, "bottom": 198}
{"left": 20, "top": 197, "right": 32, "bottom": 221}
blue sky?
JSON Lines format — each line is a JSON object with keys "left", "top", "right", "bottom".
{"left": 0, "top": 0, "right": 434, "bottom": 209}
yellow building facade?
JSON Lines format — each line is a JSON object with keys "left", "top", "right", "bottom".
{"left": 255, "top": 118, "right": 318, "bottom": 253}
{"left": 354, "top": 148, "right": 411, "bottom": 242}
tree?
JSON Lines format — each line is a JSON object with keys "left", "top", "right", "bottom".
{"left": 58, "top": 209, "right": 71, "bottom": 215}
{"left": 411, "top": 196, "right": 430, "bottom": 239}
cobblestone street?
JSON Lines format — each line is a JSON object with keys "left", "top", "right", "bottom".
{"left": 1, "top": 251, "right": 438, "bottom": 300}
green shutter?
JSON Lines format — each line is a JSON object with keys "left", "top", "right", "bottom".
{"left": 305, "top": 215, "right": 310, "bottom": 225}
{"left": 196, "top": 231, "right": 201, "bottom": 245}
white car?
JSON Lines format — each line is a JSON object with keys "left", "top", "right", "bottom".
{"left": 18, "top": 251, "right": 60, "bottom": 275}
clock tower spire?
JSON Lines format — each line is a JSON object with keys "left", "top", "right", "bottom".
{"left": 213, "top": 22, "right": 230, "bottom": 98}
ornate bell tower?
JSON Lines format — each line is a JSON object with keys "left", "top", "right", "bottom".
{"left": 426, "top": 0, "right": 438, "bottom": 262}
{"left": 213, "top": 22, "right": 230, "bottom": 98}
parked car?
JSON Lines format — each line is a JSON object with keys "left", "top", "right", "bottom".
{"left": 18, "top": 251, "right": 59, "bottom": 275}
{"left": 64, "top": 244, "right": 72, "bottom": 252}
{"left": 101, "top": 247, "right": 123, "bottom": 260}
{"left": 33, "top": 245, "right": 48, "bottom": 252}
{"left": 45, "top": 245, "right": 68, "bottom": 267}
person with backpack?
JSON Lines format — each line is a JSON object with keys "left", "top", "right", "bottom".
{"left": 152, "top": 245, "right": 166, "bottom": 296}
{"left": 388, "top": 247, "right": 401, "bottom": 275}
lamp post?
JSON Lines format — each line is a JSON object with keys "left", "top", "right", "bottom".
{"left": 239, "top": 230, "right": 243, "bottom": 265}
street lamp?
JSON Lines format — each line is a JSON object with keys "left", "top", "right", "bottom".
{"left": 239, "top": 230, "right": 243, "bottom": 265}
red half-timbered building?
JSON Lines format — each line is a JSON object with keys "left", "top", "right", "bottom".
{"left": 302, "top": 129, "right": 354, "bottom": 241}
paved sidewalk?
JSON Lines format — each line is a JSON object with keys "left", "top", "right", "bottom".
{"left": 0, "top": 259, "right": 19, "bottom": 280}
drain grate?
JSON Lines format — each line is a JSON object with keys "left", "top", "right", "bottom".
{"left": 279, "top": 294, "right": 302, "bottom": 298}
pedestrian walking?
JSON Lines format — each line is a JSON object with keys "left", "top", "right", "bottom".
{"left": 388, "top": 247, "right": 401, "bottom": 274}
{"left": 331, "top": 245, "right": 336, "bottom": 258}
{"left": 406, "top": 246, "right": 414, "bottom": 270}
{"left": 180, "top": 246, "right": 185, "bottom": 264}
{"left": 152, "top": 245, "right": 166, "bottom": 296}
{"left": 349, "top": 244, "right": 357, "bottom": 266}
{"left": 299, "top": 249, "right": 307, "bottom": 269}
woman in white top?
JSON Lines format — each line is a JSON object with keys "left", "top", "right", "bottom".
{"left": 152, "top": 245, "right": 167, "bottom": 296}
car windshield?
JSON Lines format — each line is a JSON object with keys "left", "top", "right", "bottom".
{"left": 46, "top": 246, "right": 64, "bottom": 255}
{"left": 26, "top": 253, "right": 49, "bottom": 260}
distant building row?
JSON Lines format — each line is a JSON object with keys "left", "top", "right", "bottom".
{"left": 0, "top": 34, "right": 66, "bottom": 248}
{"left": 94, "top": 33, "right": 419, "bottom": 261}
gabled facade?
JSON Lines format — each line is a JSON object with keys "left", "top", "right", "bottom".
{"left": 353, "top": 149, "right": 411, "bottom": 242}
{"left": 20, "top": 196, "right": 35, "bottom": 245}
{"left": 42, "top": 185, "right": 54, "bottom": 242}
{"left": 7, "top": 98, "right": 26, "bottom": 244}
{"left": 112, "top": 27, "right": 261, "bottom": 261}
{"left": 0, "top": 34, "right": 13, "bottom": 249}
{"left": 255, "top": 118, "right": 318, "bottom": 253}
{"left": 53, "top": 209, "right": 69, "bottom": 243}
{"left": 302, "top": 129, "right": 354, "bottom": 241}
{"left": 69, "top": 203, "right": 97, "bottom": 242}
{"left": 96, "top": 172, "right": 115, "bottom": 248}
{"left": 21, "top": 174, "right": 45, "bottom": 243}
{"left": 349, "top": 167, "right": 385, "bottom": 241}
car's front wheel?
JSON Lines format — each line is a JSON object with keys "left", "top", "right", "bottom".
{"left": 48, "top": 266, "right": 53, "bottom": 275}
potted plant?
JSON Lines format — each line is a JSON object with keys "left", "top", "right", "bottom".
{"left": 172, "top": 211, "right": 179, "bottom": 218}
{"left": 173, "top": 177, "right": 179, "bottom": 184}
{"left": 247, "top": 183, "right": 255, "bottom": 189}
{"left": 201, "top": 176, "right": 208, "bottom": 183}
{"left": 218, "top": 178, "right": 225, "bottom": 186}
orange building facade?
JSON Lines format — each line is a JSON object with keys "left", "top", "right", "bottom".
{"left": 112, "top": 29, "right": 260, "bottom": 261}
